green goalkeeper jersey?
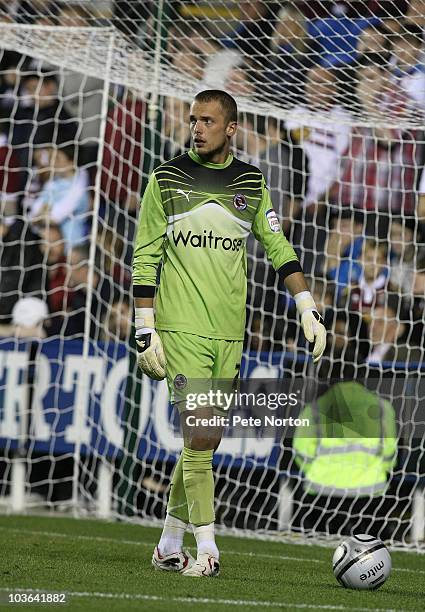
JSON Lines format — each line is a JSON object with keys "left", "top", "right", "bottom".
{"left": 133, "top": 149, "right": 301, "bottom": 340}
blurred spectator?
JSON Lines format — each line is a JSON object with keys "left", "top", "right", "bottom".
{"left": 163, "top": 97, "right": 191, "bottom": 160}
{"left": 367, "top": 294, "right": 421, "bottom": 365}
{"left": 411, "top": 255, "right": 425, "bottom": 345}
{"left": 101, "top": 88, "right": 144, "bottom": 214}
{"left": 236, "top": 114, "right": 308, "bottom": 231}
{"left": 375, "top": 1, "right": 407, "bottom": 35}
{"left": 389, "top": 217, "right": 419, "bottom": 296}
{"left": 0, "top": 112, "right": 23, "bottom": 219}
{"left": 13, "top": 68, "right": 79, "bottom": 170}
{"left": 247, "top": 314, "right": 272, "bottom": 353}
{"left": 286, "top": 66, "right": 351, "bottom": 210}
{"left": 61, "top": 68, "right": 104, "bottom": 170}
{"left": 103, "top": 295, "right": 131, "bottom": 342}
{"left": 224, "top": 62, "right": 256, "bottom": 98}
{"left": 97, "top": 227, "right": 131, "bottom": 295}
{"left": 53, "top": 2, "right": 104, "bottom": 170}
{"left": 29, "top": 144, "right": 90, "bottom": 250}
{"left": 37, "top": 222, "right": 67, "bottom": 336}
{"left": 221, "top": 1, "right": 274, "bottom": 70}
{"left": 0, "top": 51, "right": 23, "bottom": 115}
{"left": 405, "top": 0, "right": 425, "bottom": 29}
{"left": 0, "top": 297, "right": 48, "bottom": 339}
{"left": 324, "top": 210, "right": 364, "bottom": 298}
{"left": 311, "top": 278, "right": 334, "bottom": 315}
{"left": 0, "top": 0, "right": 14, "bottom": 22}
{"left": 320, "top": 309, "right": 358, "bottom": 368}
{"left": 390, "top": 23, "right": 425, "bottom": 111}
{"left": 308, "top": 15, "right": 376, "bottom": 67}
{"left": 330, "top": 56, "right": 423, "bottom": 215}
{"left": 165, "top": 19, "right": 244, "bottom": 91}
{"left": 114, "top": 0, "right": 153, "bottom": 41}
{"left": 16, "top": 1, "right": 58, "bottom": 24}
{"left": 64, "top": 245, "right": 110, "bottom": 339}
{"left": 240, "top": 113, "right": 308, "bottom": 351}
{"left": 172, "top": 48, "right": 205, "bottom": 82}
{"left": 264, "top": 5, "right": 317, "bottom": 106}
{"left": 0, "top": 218, "right": 43, "bottom": 323}
{"left": 285, "top": 66, "right": 351, "bottom": 273}
{"left": 20, "top": 145, "right": 53, "bottom": 218}
{"left": 346, "top": 238, "right": 389, "bottom": 319}
{"left": 56, "top": 2, "right": 92, "bottom": 27}
{"left": 356, "top": 22, "right": 392, "bottom": 56}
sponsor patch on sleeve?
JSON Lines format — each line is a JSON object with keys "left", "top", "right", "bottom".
{"left": 265, "top": 208, "right": 281, "bottom": 233}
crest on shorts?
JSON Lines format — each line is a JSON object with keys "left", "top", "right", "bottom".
{"left": 174, "top": 374, "right": 187, "bottom": 390}
{"left": 233, "top": 193, "right": 247, "bottom": 211}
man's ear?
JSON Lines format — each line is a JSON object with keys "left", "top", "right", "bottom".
{"left": 226, "top": 122, "right": 237, "bottom": 137}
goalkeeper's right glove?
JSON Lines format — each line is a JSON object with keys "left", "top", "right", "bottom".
{"left": 135, "top": 307, "right": 166, "bottom": 380}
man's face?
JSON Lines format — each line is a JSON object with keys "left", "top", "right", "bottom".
{"left": 357, "top": 65, "right": 384, "bottom": 104}
{"left": 225, "top": 67, "right": 255, "bottom": 97}
{"left": 24, "top": 77, "right": 57, "bottom": 108}
{"left": 173, "top": 50, "right": 204, "bottom": 81}
{"left": 190, "top": 100, "right": 236, "bottom": 158}
{"left": 305, "top": 67, "right": 335, "bottom": 110}
{"left": 391, "top": 222, "right": 414, "bottom": 257}
{"left": 408, "top": 0, "right": 425, "bottom": 26}
{"left": 361, "top": 243, "right": 386, "bottom": 282}
{"left": 393, "top": 38, "right": 422, "bottom": 71}
{"left": 357, "top": 27, "right": 387, "bottom": 55}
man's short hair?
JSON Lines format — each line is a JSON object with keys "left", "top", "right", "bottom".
{"left": 329, "top": 209, "right": 365, "bottom": 227}
{"left": 356, "top": 53, "right": 389, "bottom": 71}
{"left": 193, "top": 90, "right": 238, "bottom": 124}
{"left": 394, "top": 22, "right": 423, "bottom": 45}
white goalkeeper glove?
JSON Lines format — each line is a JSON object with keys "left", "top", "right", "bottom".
{"left": 294, "top": 291, "right": 326, "bottom": 363}
{"left": 135, "top": 307, "right": 166, "bottom": 380}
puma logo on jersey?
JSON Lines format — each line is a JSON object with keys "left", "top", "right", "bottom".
{"left": 176, "top": 189, "right": 192, "bottom": 202}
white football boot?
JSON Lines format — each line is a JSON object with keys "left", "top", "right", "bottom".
{"left": 152, "top": 546, "right": 194, "bottom": 572}
{"left": 181, "top": 553, "right": 220, "bottom": 577}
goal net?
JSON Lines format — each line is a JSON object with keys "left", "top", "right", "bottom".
{"left": 0, "top": 0, "right": 424, "bottom": 550}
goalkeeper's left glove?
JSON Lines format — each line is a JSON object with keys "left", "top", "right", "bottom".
{"left": 135, "top": 307, "right": 166, "bottom": 380}
{"left": 294, "top": 291, "right": 327, "bottom": 363}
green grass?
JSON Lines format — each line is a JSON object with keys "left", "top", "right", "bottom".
{"left": 0, "top": 515, "right": 423, "bottom": 611}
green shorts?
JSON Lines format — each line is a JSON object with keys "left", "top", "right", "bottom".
{"left": 159, "top": 330, "right": 243, "bottom": 414}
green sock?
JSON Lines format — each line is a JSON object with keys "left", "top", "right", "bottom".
{"left": 167, "top": 453, "right": 189, "bottom": 523}
{"left": 182, "top": 447, "right": 215, "bottom": 526}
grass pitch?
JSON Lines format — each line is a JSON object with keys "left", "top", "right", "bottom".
{"left": 0, "top": 515, "right": 423, "bottom": 611}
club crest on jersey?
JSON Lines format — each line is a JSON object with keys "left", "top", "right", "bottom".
{"left": 233, "top": 193, "right": 247, "bottom": 211}
{"left": 266, "top": 208, "right": 281, "bottom": 232}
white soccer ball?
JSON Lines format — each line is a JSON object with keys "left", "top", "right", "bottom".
{"left": 332, "top": 534, "right": 391, "bottom": 590}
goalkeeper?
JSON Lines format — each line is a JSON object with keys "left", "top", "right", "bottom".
{"left": 133, "top": 90, "right": 326, "bottom": 577}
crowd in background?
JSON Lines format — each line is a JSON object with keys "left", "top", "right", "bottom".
{"left": 0, "top": 1, "right": 424, "bottom": 371}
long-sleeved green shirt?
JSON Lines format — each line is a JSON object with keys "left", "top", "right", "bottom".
{"left": 133, "top": 149, "right": 301, "bottom": 340}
